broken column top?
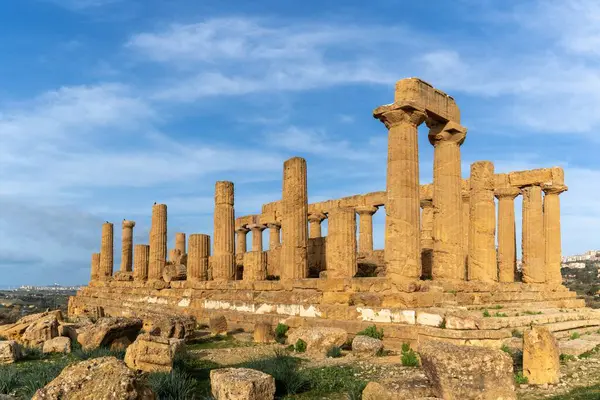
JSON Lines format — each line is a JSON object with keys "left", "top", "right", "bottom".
{"left": 393, "top": 77, "right": 461, "bottom": 123}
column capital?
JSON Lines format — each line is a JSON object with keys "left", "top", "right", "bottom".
{"left": 494, "top": 187, "right": 521, "bottom": 200}
{"left": 420, "top": 199, "right": 433, "bottom": 208}
{"left": 248, "top": 223, "right": 266, "bottom": 232}
{"left": 355, "top": 205, "right": 378, "bottom": 215}
{"left": 542, "top": 184, "right": 568, "bottom": 195}
{"left": 426, "top": 120, "right": 467, "bottom": 146}
{"left": 235, "top": 225, "right": 250, "bottom": 234}
{"left": 266, "top": 222, "right": 281, "bottom": 229}
{"left": 308, "top": 212, "right": 327, "bottom": 223}
{"left": 373, "top": 103, "right": 427, "bottom": 129}
{"left": 122, "top": 219, "right": 135, "bottom": 228}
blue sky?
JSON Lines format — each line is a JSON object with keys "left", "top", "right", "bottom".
{"left": 0, "top": 0, "right": 599, "bottom": 286}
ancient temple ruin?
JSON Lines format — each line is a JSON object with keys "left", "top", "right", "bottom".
{"left": 70, "top": 78, "right": 597, "bottom": 348}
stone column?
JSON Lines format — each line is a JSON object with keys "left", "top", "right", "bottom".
{"left": 249, "top": 224, "right": 266, "bottom": 252}
{"left": 133, "top": 244, "right": 149, "bottom": 281}
{"left": 267, "top": 222, "right": 281, "bottom": 249}
{"left": 420, "top": 199, "right": 434, "bottom": 279}
{"left": 148, "top": 204, "right": 167, "bottom": 281}
{"left": 213, "top": 181, "right": 235, "bottom": 281}
{"left": 90, "top": 252, "right": 100, "bottom": 281}
{"left": 99, "top": 222, "right": 114, "bottom": 280}
{"left": 467, "top": 161, "right": 497, "bottom": 282}
{"left": 356, "top": 206, "right": 378, "bottom": 253}
{"left": 461, "top": 186, "right": 470, "bottom": 274}
{"left": 175, "top": 232, "right": 186, "bottom": 254}
{"left": 308, "top": 212, "right": 326, "bottom": 238}
{"left": 325, "top": 207, "right": 357, "bottom": 279}
{"left": 374, "top": 103, "right": 426, "bottom": 280}
{"left": 188, "top": 234, "right": 210, "bottom": 281}
{"left": 281, "top": 157, "right": 308, "bottom": 280}
{"left": 428, "top": 120, "right": 467, "bottom": 280}
{"left": 543, "top": 184, "right": 568, "bottom": 284}
{"left": 243, "top": 251, "right": 267, "bottom": 281}
{"left": 522, "top": 186, "right": 546, "bottom": 283}
{"left": 495, "top": 188, "right": 520, "bottom": 283}
{"left": 120, "top": 220, "right": 135, "bottom": 272}
{"left": 235, "top": 226, "right": 249, "bottom": 255}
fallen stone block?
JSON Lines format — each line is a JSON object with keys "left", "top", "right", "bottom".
{"left": 124, "top": 333, "right": 184, "bottom": 373}
{"left": 210, "top": 315, "right": 228, "bottom": 336}
{"left": 210, "top": 368, "right": 275, "bottom": 400}
{"left": 287, "top": 327, "right": 347, "bottom": 354}
{"left": 253, "top": 322, "right": 274, "bottom": 344}
{"left": 43, "top": 337, "right": 71, "bottom": 354}
{"left": 0, "top": 341, "right": 21, "bottom": 364}
{"left": 352, "top": 335, "right": 383, "bottom": 356}
{"left": 559, "top": 338, "right": 599, "bottom": 356}
{"left": 143, "top": 314, "right": 196, "bottom": 339}
{"left": 524, "top": 327, "right": 560, "bottom": 384}
{"left": 77, "top": 317, "right": 142, "bottom": 350}
{"left": 0, "top": 311, "right": 62, "bottom": 345}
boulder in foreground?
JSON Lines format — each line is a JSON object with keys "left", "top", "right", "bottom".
{"left": 523, "top": 326, "right": 560, "bottom": 385}
{"left": 124, "top": 333, "right": 184, "bottom": 373}
{"left": 210, "top": 368, "right": 275, "bottom": 400}
{"left": 287, "top": 327, "right": 347, "bottom": 354}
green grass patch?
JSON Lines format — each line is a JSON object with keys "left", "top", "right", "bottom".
{"left": 571, "top": 332, "right": 581, "bottom": 340}
{"left": 239, "top": 350, "right": 307, "bottom": 396}
{"left": 147, "top": 369, "right": 201, "bottom": 400}
{"left": 294, "top": 339, "right": 307, "bottom": 353}
{"left": 560, "top": 353, "right": 577, "bottom": 363}
{"left": 71, "top": 343, "right": 125, "bottom": 361}
{"left": 514, "top": 371, "right": 528, "bottom": 385}
{"left": 296, "top": 366, "right": 366, "bottom": 399}
{"left": 482, "top": 309, "right": 491, "bottom": 317}
{"left": 186, "top": 334, "right": 254, "bottom": 350}
{"left": 356, "top": 325, "right": 384, "bottom": 340}
{"left": 547, "top": 383, "right": 600, "bottom": 399}
{"left": 0, "top": 358, "right": 69, "bottom": 399}
{"left": 523, "top": 310, "right": 543, "bottom": 315}
{"left": 491, "top": 305, "right": 504, "bottom": 309}
{"left": 494, "top": 312, "right": 508, "bottom": 317}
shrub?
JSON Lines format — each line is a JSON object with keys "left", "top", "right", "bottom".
{"left": 482, "top": 309, "right": 491, "bottom": 317}
{"left": 147, "top": 369, "right": 199, "bottom": 400}
{"left": 560, "top": 353, "right": 577, "bottom": 363}
{"left": 356, "top": 325, "right": 384, "bottom": 340}
{"left": 294, "top": 339, "right": 307, "bottom": 353}
{"left": 275, "top": 323, "right": 289, "bottom": 341}
{"left": 570, "top": 332, "right": 581, "bottom": 340}
{"left": 400, "top": 343, "right": 419, "bottom": 367}
{"left": 326, "top": 346, "right": 342, "bottom": 358}
{"left": 514, "top": 372, "right": 528, "bottom": 385}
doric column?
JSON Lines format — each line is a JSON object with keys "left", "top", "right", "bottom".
{"left": 522, "top": 186, "right": 546, "bottom": 283}
{"left": 543, "top": 184, "right": 568, "bottom": 284}
{"left": 267, "top": 222, "right": 281, "bottom": 249}
{"left": 133, "top": 244, "right": 149, "bottom": 281}
{"left": 325, "top": 207, "right": 357, "bottom": 279}
{"left": 428, "top": 120, "right": 467, "bottom": 280}
{"left": 467, "top": 161, "right": 497, "bottom": 282}
{"left": 249, "top": 224, "right": 266, "bottom": 252}
{"left": 374, "top": 103, "right": 426, "bottom": 280}
{"left": 148, "top": 204, "right": 167, "bottom": 281}
{"left": 308, "top": 212, "right": 326, "bottom": 239}
{"left": 120, "top": 220, "right": 135, "bottom": 272}
{"left": 213, "top": 181, "right": 235, "bottom": 281}
{"left": 495, "top": 187, "right": 520, "bottom": 283}
{"left": 175, "top": 232, "right": 186, "bottom": 254}
{"left": 90, "top": 252, "right": 100, "bottom": 281}
{"left": 243, "top": 251, "right": 267, "bottom": 281}
{"left": 461, "top": 187, "right": 470, "bottom": 274}
{"left": 99, "top": 222, "right": 114, "bottom": 280}
{"left": 280, "top": 157, "right": 308, "bottom": 280}
{"left": 420, "top": 199, "right": 434, "bottom": 279}
{"left": 188, "top": 234, "right": 210, "bottom": 281}
{"left": 235, "top": 226, "right": 249, "bottom": 255}
{"left": 356, "top": 206, "right": 378, "bottom": 253}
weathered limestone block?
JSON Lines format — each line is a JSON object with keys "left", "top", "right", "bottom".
{"left": 32, "top": 356, "right": 155, "bottom": 400}
{"left": 134, "top": 244, "right": 150, "bottom": 281}
{"left": 308, "top": 212, "right": 326, "bottom": 239}
{"left": 77, "top": 317, "right": 142, "bottom": 350}
{"left": 508, "top": 167, "right": 564, "bottom": 188}
{"left": 210, "top": 315, "right": 228, "bottom": 335}
{"left": 149, "top": 203, "right": 167, "bottom": 281}
{"left": 352, "top": 335, "right": 383, "bottom": 356}
{"left": 523, "top": 327, "right": 560, "bottom": 384}
{"left": 210, "top": 368, "right": 276, "bottom": 400}
{"left": 281, "top": 157, "right": 309, "bottom": 280}
{"left": 559, "top": 338, "right": 599, "bottom": 357}
{"left": 495, "top": 187, "right": 520, "bottom": 283}
{"left": 188, "top": 234, "right": 210, "bottom": 281}
{"left": 143, "top": 315, "right": 196, "bottom": 339}
{"left": 235, "top": 226, "right": 249, "bottom": 254}
{"left": 394, "top": 77, "right": 461, "bottom": 123}
{"left": 326, "top": 207, "right": 357, "bottom": 279}
{"left": 253, "top": 322, "right": 274, "bottom": 344}
{"left": 168, "top": 248, "right": 183, "bottom": 265}
{"left": 468, "top": 161, "right": 497, "bottom": 282}
{"left": 175, "top": 232, "right": 186, "bottom": 254}
{"left": 124, "top": 333, "right": 184, "bottom": 373}
{"left": 522, "top": 186, "right": 546, "bottom": 283}
{"left": 43, "top": 337, "right": 71, "bottom": 354}
{"left": 356, "top": 206, "right": 378, "bottom": 253}
{"left": 244, "top": 251, "right": 267, "bottom": 281}
{"left": 287, "top": 327, "right": 347, "bottom": 354}
{"left": 113, "top": 271, "right": 133, "bottom": 281}
{"left": 90, "top": 252, "right": 100, "bottom": 282}
{"left": 121, "top": 220, "right": 135, "bottom": 272}
{"left": 0, "top": 340, "right": 21, "bottom": 364}
{"left": 213, "top": 181, "right": 236, "bottom": 281}
{"left": 419, "top": 341, "right": 516, "bottom": 400}
{"left": 99, "top": 222, "right": 114, "bottom": 280}
{"left": 543, "top": 184, "right": 568, "bottom": 284}
{"left": 21, "top": 312, "right": 61, "bottom": 348}
{"left": 163, "top": 264, "right": 186, "bottom": 282}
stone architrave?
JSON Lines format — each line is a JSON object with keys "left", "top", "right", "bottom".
{"left": 355, "top": 206, "right": 378, "bottom": 253}
{"left": 374, "top": 103, "right": 427, "bottom": 280}
{"left": 281, "top": 157, "right": 308, "bottom": 280}
{"left": 148, "top": 204, "right": 167, "bottom": 281}
{"left": 243, "top": 251, "right": 267, "bottom": 281}
{"left": 188, "top": 234, "right": 210, "bottom": 281}
{"left": 266, "top": 222, "right": 281, "bottom": 249}
{"left": 175, "top": 232, "right": 186, "bottom": 254}
{"left": 133, "top": 244, "right": 149, "bottom": 281}
{"left": 495, "top": 187, "right": 520, "bottom": 282}
{"left": 248, "top": 224, "right": 266, "bottom": 252}
{"left": 468, "top": 161, "right": 497, "bottom": 282}
{"left": 543, "top": 184, "right": 568, "bottom": 284}
{"left": 308, "top": 212, "right": 326, "bottom": 239}
{"left": 428, "top": 120, "right": 467, "bottom": 280}
{"left": 522, "top": 186, "right": 546, "bottom": 283}
{"left": 99, "top": 222, "right": 114, "bottom": 280}
{"left": 235, "top": 226, "right": 249, "bottom": 255}
{"left": 90, "top": 253, "right": 100, "bottom": 282}
{"left": 213, "top": 181, "right": 235, "bottom": 281}
{"left": 326, "top": 207, "right": 357, "bottom": 279}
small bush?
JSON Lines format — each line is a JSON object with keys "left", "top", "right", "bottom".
{"left": 511, "top": 329, "right": 523, "bottom": 338}
{"left": 275, "top": 323, "right": 289, "bottom": 340}
{"left": 483, "top": 309, "right": 491, "bottom": 317}
{"left": 326, "top": 346, "right": 342, "bottom": 358}
{"left": 560, "top": 353, "right": 577, "bottom": 363}
{"left": 501, "top": 344, "right": 511, "bottom": 354}
{"left": 356, "top": 325, "right": 384, "bottom": 340}
{"left": 439, "top": 320, "right": 446, "bottom": 329}
{"left": 514, "top": 372, "right": 528, "bottom": 385}
{"left": 147, "top": 369, "right": 199, "bottom": 400}
{"left": 571, "top": 332, "right": 581, "bottom": 340}
{"left": 400, "top": 343, "right": 419, "bottom": 367}
{"left": 294, "top": 339, "right": 307, "bottom": 353}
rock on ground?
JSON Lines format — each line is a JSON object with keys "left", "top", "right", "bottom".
{"left": 287, "top": 327, "right": 347, "bottom": 354}
{"left": 209, "top": 315, "right": 228, "bottom": 335}
{"left": 0, "top": 340, "right": 21, "bottom": 364}
{"left": 43, "top": 337, "right": 71, "bottom": 354}
{"left": 0, "top": 311, "right": 62, "bottom": 345}
{"left": 142, "top": 314, "right": 196, "bottom": 339}
{"left": 523, "top": 326, "right": 560, "bottom": 384}
{"left": 124, "top": 333, "right": 184, "bottom": 373}
{"left": 32, "top": 356, "right": 155, "bottom": 400}
{"left": 77, "top": 317, "right": 142, "bottom": 350}
{"left": 253, "top": 322, "right": 274, "bottom": 344}
{"left": 210, "top": 368, "right": 275, "bottom": 400}
{"left": 419, "top": 340, "right": 516, "bottom": 400}
{"left": 362, "top": 380, "right": 437, "bottom": 400}
{"left": 352, "top": 335, "right": 384, "bottom": 356}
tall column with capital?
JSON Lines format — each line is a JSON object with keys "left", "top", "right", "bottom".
{"left": 188, "top": 234, "right": 210, "bottom": 281}
{"left": 495, "top": 188, "right": 520, "bottom": 282}
{"left": 120, "top": 220, "right": 135, "bottom": 272}
{"left": 249, "top": 224, "right": 266, "bottom": 252}
{"left": 213, "top": 181, "right": 236, "bottom": 281}
{"left": 235, "top": 226, "right": 249, "bottom": 255}
{"left": 420, "top": 199, "right": 434, "bottom": 279}
{"left": 280, "top": 157, "right": 308, "bottom": 280}
{"left": 356, "top": 206, "right": 377, "bottom": 253}
{"left": 267, "top": 222, "right": 281, "bottom": 249}
{"left": 148, "top": 204, "right": 167, "bottom": 280}
{"left": 543, "top": 184, "right": 568, "bottom": 284}
{"left": 99, "top": 222, "right": 114, "bottom": 280}
{"left": 326, "top": 207, "right": 357, "bottom": 278}
{"left": 468, "top": 161, "right": 497, "bottom": 282}
{"left": 308, "top": 212, "right": 326, "bottom": 238}
{"left": 428, "top": 120, "right": 467, "bottom": 280}
{"left": 522, "top": 186, "right": 546, "bottom": 283}
{"left": 374, "top": 103, "right": 426, "bottom": 280}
